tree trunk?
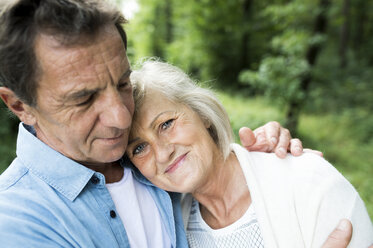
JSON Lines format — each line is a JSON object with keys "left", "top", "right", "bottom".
{"left": 240, "top": 0, "right": 253, "bottom": 70}
{"left": 152, "top": 5, "right": 163, "bottom": 58}
{"left": 285, "top": 0, "right": 330, "bottom": 134}
{"left": 339, "top": 0, "right": 350, "bottom": 68}
{"left": 165, "top": 0, "right": 173, "bottom": 43}
{"left": 353, "top": 0, "right": 365, "bottom": 52}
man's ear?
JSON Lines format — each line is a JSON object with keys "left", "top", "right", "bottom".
{"left": 0, "top": 87, "right": 36, "bottom": 125}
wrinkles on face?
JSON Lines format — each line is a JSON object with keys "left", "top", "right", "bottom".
{"left": 36, "top": 31, "right": 128, "bottom": 120}
{"left": 127, "top": 92, "right": 221, "bottom": 193}
{"left": 31, "top": 25, "right": 133, "bottom": 165}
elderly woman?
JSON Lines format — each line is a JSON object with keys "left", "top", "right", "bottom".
{"left": 126, "top": 60, "right": 373, "bottom": 247}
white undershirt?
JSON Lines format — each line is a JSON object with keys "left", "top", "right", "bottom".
{"left": 187, "top": 199, "right": 264, "bottom": 248}
{"left": 106, "top": 167, "right": 171, "bottom": 248}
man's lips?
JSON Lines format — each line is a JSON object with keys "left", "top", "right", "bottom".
{"left": 165, "top": 153, "right": 187, "bottom": 173}
{"left": 98, "top": 133, "right": 124, "bottom": 145}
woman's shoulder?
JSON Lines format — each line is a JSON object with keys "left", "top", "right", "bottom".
{"left": 231, "top": 144, "right": 373, "bottom": 247}
{"left": 231, "top": 143, "right": 356, "bottom": 196}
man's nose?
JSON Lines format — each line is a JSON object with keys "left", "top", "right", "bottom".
{"left": 99, "top": 89, "right": 132, "bottom": 129}
{"left": 154, "top": 141, "right": 175, "bottom": 164}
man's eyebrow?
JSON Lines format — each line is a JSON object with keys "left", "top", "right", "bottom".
{"left": 120, "top": 68, "right": 132, "bottom": 80}
{"left": 65, "top": 69, "right": 132, "bottom": 101}
{"left": 65, "top": 88, "right": 98, "bottom": 101}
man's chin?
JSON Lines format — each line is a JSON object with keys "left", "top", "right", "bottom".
{"left": 99, "top": 149, "right": 126, "bottom": 163}
{"left": 79, "top": 152, "right": 125, "bottom": 168}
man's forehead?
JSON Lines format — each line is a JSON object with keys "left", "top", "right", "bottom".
{"left": 35, "top": 25, "right": 126, "bottom": 68}
{"left": 33, "top": 26, "right": 129, "bottom": 98}
{"left": 35, "top": 24, "right": 120, "bottom": 47}
{"left": 35, "top": 30, "right": 125, "bottom": 65}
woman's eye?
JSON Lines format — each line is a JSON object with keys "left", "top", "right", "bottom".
{"left": 160, "top": 119, "right": 174, "bottom": 131}
{"left": 133, "top": 143, "right": 147, "bottom": 155}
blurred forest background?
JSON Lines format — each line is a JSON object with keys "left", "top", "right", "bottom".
{"left": 0, "top": 0, "right": 372, "bottom": 218}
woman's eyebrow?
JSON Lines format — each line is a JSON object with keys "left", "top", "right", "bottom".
{"left": 128, "top": 137, "right": 140, "bottom": 146}
{"left": 128, "top": 110, "right": 174, "bottom": 145}
{"left": 149, "top": 111, "right": 174, "bottom": 129}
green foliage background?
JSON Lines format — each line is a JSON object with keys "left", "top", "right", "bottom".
{"left": 1, "top": 0, "right": 372, "bottom": 219}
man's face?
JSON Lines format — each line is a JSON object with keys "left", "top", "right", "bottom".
{"left": 31, "top": 25, "right": 134, "bottom": 166}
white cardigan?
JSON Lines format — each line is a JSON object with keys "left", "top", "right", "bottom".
{"left": 181, "top": 144, "right": 373, "bottom": 248}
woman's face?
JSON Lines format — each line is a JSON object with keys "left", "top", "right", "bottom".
{"left": 126, "top": 90, "right": 221, "bottom": 193}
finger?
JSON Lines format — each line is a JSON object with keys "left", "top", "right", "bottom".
{"left": 252, "top": 125, "right": 275, "bottom": 152}
{"left": 251, "top": 130, "right": 272, "bottom": 152}
{"left": 303, "top": 148, "right": 324, "bottom": 157}
{"left": 274, "top": 128, "right": 291, "bottom": 158}
{"left": 321, "top": 219, "right": 352, "bottom": 248}
{"left": 289, "top": 138, "right": 303, "bottom": 156}
{"left": 239, "top": 127, "right": 256, "bottom": 148}
{"left": 262, "top": 121, "right": 282, "bottom": 146}
{"left": 242, "top": 129, "right": 271, "bottom": 152}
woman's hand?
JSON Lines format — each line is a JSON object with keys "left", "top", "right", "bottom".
{"left": 239, "top": 121, "right": 323, "bottom": 158}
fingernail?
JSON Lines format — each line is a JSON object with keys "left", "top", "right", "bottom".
{"left": 270, "top": 137, "right": 277, "bottom": 145}
{"left": 295, "top": 146, "right": 302, "bottom": 153}
{"left": 278, "top": 147, "right": 286, "bottom": 155}
{"left": 337, "top": 219, "right": 349, "bottom": 231}
{"left": 257, "top": 136, "right": 265, "bottom": 143}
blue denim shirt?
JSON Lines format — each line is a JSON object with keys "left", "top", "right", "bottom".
{"left": 0, "top": 123, "right": 187, "bottom": 247}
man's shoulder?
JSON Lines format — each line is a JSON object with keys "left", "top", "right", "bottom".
{"left": 0, "top": 159, "right": 82, "bottom": 246}
{"left": 0, "top": 160, "right": 49, "bottom": 231}
{"left": 0, "top": 158, "right": 29, "bottom": 192}
{"left": 0, "top": 158, "right": 56, "bottom": 208}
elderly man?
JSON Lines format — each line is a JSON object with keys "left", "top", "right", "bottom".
{"left": 0, "top": 0, "right": 354, "bottom": 247}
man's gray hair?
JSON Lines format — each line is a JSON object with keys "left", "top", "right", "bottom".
{"left": 0, "top": 0, "right": 127, "bottom": 106}
{"left": 131, "top": 59, "right": 234, "bottom": 159}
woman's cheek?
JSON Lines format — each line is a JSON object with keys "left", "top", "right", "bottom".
{"left": 139, "top": 155, "right": 158, "bottom": 179}
{"left": 173, "top": 123, "right": 188, "bottom": 141}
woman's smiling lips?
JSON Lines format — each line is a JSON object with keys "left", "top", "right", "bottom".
{"left": 165, "top": 153, "right": 188, "bottom": 174}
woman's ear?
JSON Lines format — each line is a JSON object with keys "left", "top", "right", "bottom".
{"left": 203, "top": 118, "right": 211, "bottom": 129}
{"left": 0, "top": 87, "right": 37, "bottom": 125}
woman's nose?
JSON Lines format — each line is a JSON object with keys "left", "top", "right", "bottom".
{"left": 154, "top": 141, "right": 175, "bottom": 164}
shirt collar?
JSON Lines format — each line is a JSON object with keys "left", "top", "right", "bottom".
{"left": 16, "top": 123, "right": 95, "bottom": 201}
{"left": 119, "top": 156, "right": 155, "bottom": 186}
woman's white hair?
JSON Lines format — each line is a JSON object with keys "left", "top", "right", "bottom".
{"left": 130, "top": 58, "right": 234, "bottom": 159}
